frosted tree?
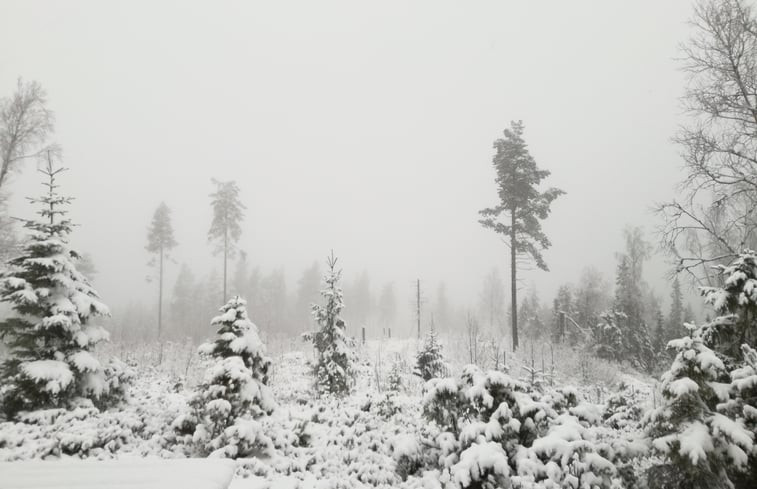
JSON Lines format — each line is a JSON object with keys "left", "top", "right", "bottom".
{"left": 0, "top": 160, "right": 114, "bottom": 418}
{"left": 573, "top": 266, "right": 611, "bottom": 339}
{"left": 479, "top": 121, "right": 564, "bottom": 349}
{"left": 183, "top": 296, "right": 275, "bottom": 458}
{"left": 591, "top": 310, "right": 625, "bottom": 361}
{"left": 658, "top": 0, "right": 757, "bottom": 285}
{"left": 145, "top": 201, "right": 177, "bottom": 343}
{"left": 414, "top": 328, "right": 445, "bottom": 381}
{"left": 208, "top": 179, "right": 245, "bottom": 302}
{"left": 700, "top": 252, "right": 757, "bottom": 358}
{"left": 645, "top": 324, "right": 753, "bottom": 489}
{"left": 0, "top": 190, "right": 18, "bottom": 264}
{"left": 0, "top": 79, "right": 57, "bottom": 191}
{"left": 304, "top": 251, "right": 356, "bottom": 395}
{"left": 646, "top": 252, "right": 757, "bottom": 488}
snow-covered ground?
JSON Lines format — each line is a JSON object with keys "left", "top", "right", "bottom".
{"left": 0, "top": 337, "right": 655, "bottom": 488}
{"left": 1, "top": 458, "right": 236, "bottom": 489}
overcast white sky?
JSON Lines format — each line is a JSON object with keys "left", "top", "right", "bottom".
{"left": 1, "top": 1, "right": 694, "bottom": 314}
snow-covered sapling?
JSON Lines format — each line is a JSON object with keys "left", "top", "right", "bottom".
{"left": 303, "top": 251, "right": 356, "bottom": 396}
{"left": 183, "top": 296, "right": 275, "bottom": 458}
{"left": 414, "top": 329, "right": 446, "bottom": 381}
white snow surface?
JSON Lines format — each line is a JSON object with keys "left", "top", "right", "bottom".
{"left": 0, "top": 458, "right": 236, "bottom": 489}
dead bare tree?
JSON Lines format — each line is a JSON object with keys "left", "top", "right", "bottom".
{"left": 0, "top": 78, "right": 57, "bottom": 191}
{"left": 658, "top": 0, "right": 757, "bottom": 285}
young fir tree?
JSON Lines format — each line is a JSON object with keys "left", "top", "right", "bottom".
{"left": 304, "top": 251, "right": 356, "bottom": 395}
{"left": 646, "top": 252, "right": 757, "bottom": 488}
{"left": 145, "top": 201, "right": 177, "bottom": 343}
{"left": 414, "top": 328, "right": 445, "bottom": 381}
{"left": 644, "top": 324, "right": 753, "bottom": 489}
{"left": 0, "top": 160, "right": 113, "bottom": 418}
{"left": 208, "top": 179, "right": 245, "bottom": 303}
{"left": 478, "top": 121, "right": 564, "bottom": 350}
{"left": 185, "top": 296, "right": 274, "bottom": 457}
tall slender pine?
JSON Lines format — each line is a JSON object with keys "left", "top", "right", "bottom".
{"left": 479, "top": 121, "right": 564, "bottom": 350}
{"left": 208, "top": 179, "right": 245, "bottom": 303}
{"left": 146, "top": 201, "right": 176, "bottom": 343}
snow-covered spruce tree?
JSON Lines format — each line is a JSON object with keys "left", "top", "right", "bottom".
{"left": 0, "top": 160, "right": 118, "bottom": 419}
{"left": 644, "top": 323, "right": 753, "bottom": 489}
{"left": 303, "top": 251, "right": 356, "bottom": 395}
{"left": 723, "top": 343, "right": 757, "bottom": 488}
{"left": 697, "top": 251, "right": 757, "bottom": 487}
{"left": 414, "top": 328, "right": 445, "bottom": 381}
{"left": 700, "top": 252, "right": 757, "bottom": 360}
{"left": 181, "top": 296, "right": 275, "bottom": 458}
{"left": 591, "top": 310, "right": 624, "bottom": 361}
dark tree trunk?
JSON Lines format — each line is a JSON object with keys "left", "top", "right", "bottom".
{"left": 511, "top": 209, "right": 519, "bottom": 351}
{"left": 158, "top": 245, "right": 163, "bottom": 341}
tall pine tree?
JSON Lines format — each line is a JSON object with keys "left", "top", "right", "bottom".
{"left": 208, "top": 179, "right": 245, "bottom": 303}
{"left": 145, "top": 201, "right": 177, "bottom": 343}
{"left": 0, "top": 160, "right": 113, "bottom": 418}
{"left": 479, "top": 121, "right": 564, "bottom": 350}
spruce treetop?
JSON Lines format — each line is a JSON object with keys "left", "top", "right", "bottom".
{"left": 199, "top": 295, "right": 271, "bottom": 381}
{"left": 1, "top": 159, "right": 109, "bottom": 343}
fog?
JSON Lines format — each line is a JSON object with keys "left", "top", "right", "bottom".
{"left": 1, "top": 1, "right": 693, "bottom": 326}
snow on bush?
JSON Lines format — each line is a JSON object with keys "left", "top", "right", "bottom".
{"left": 391, "top": 434, "right": 422, "bottom": 481}
{"left": 603, "top": 381, "right": 646, "bottom": 430}
{"left": 420, "top": 364, "right": 630, "bottom": 489}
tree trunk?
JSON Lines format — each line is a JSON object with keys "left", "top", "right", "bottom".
{"left": 223, "top": 227, "right": 228, "bottom": 303}
{"left": 158, "top": 246, "right": 163, "bottom": 342}
{"left": 511, "top": 209, "right": 519, "bottom": 351}
{"left": 416, "top": 279, "right": 421, "bottom": 339}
